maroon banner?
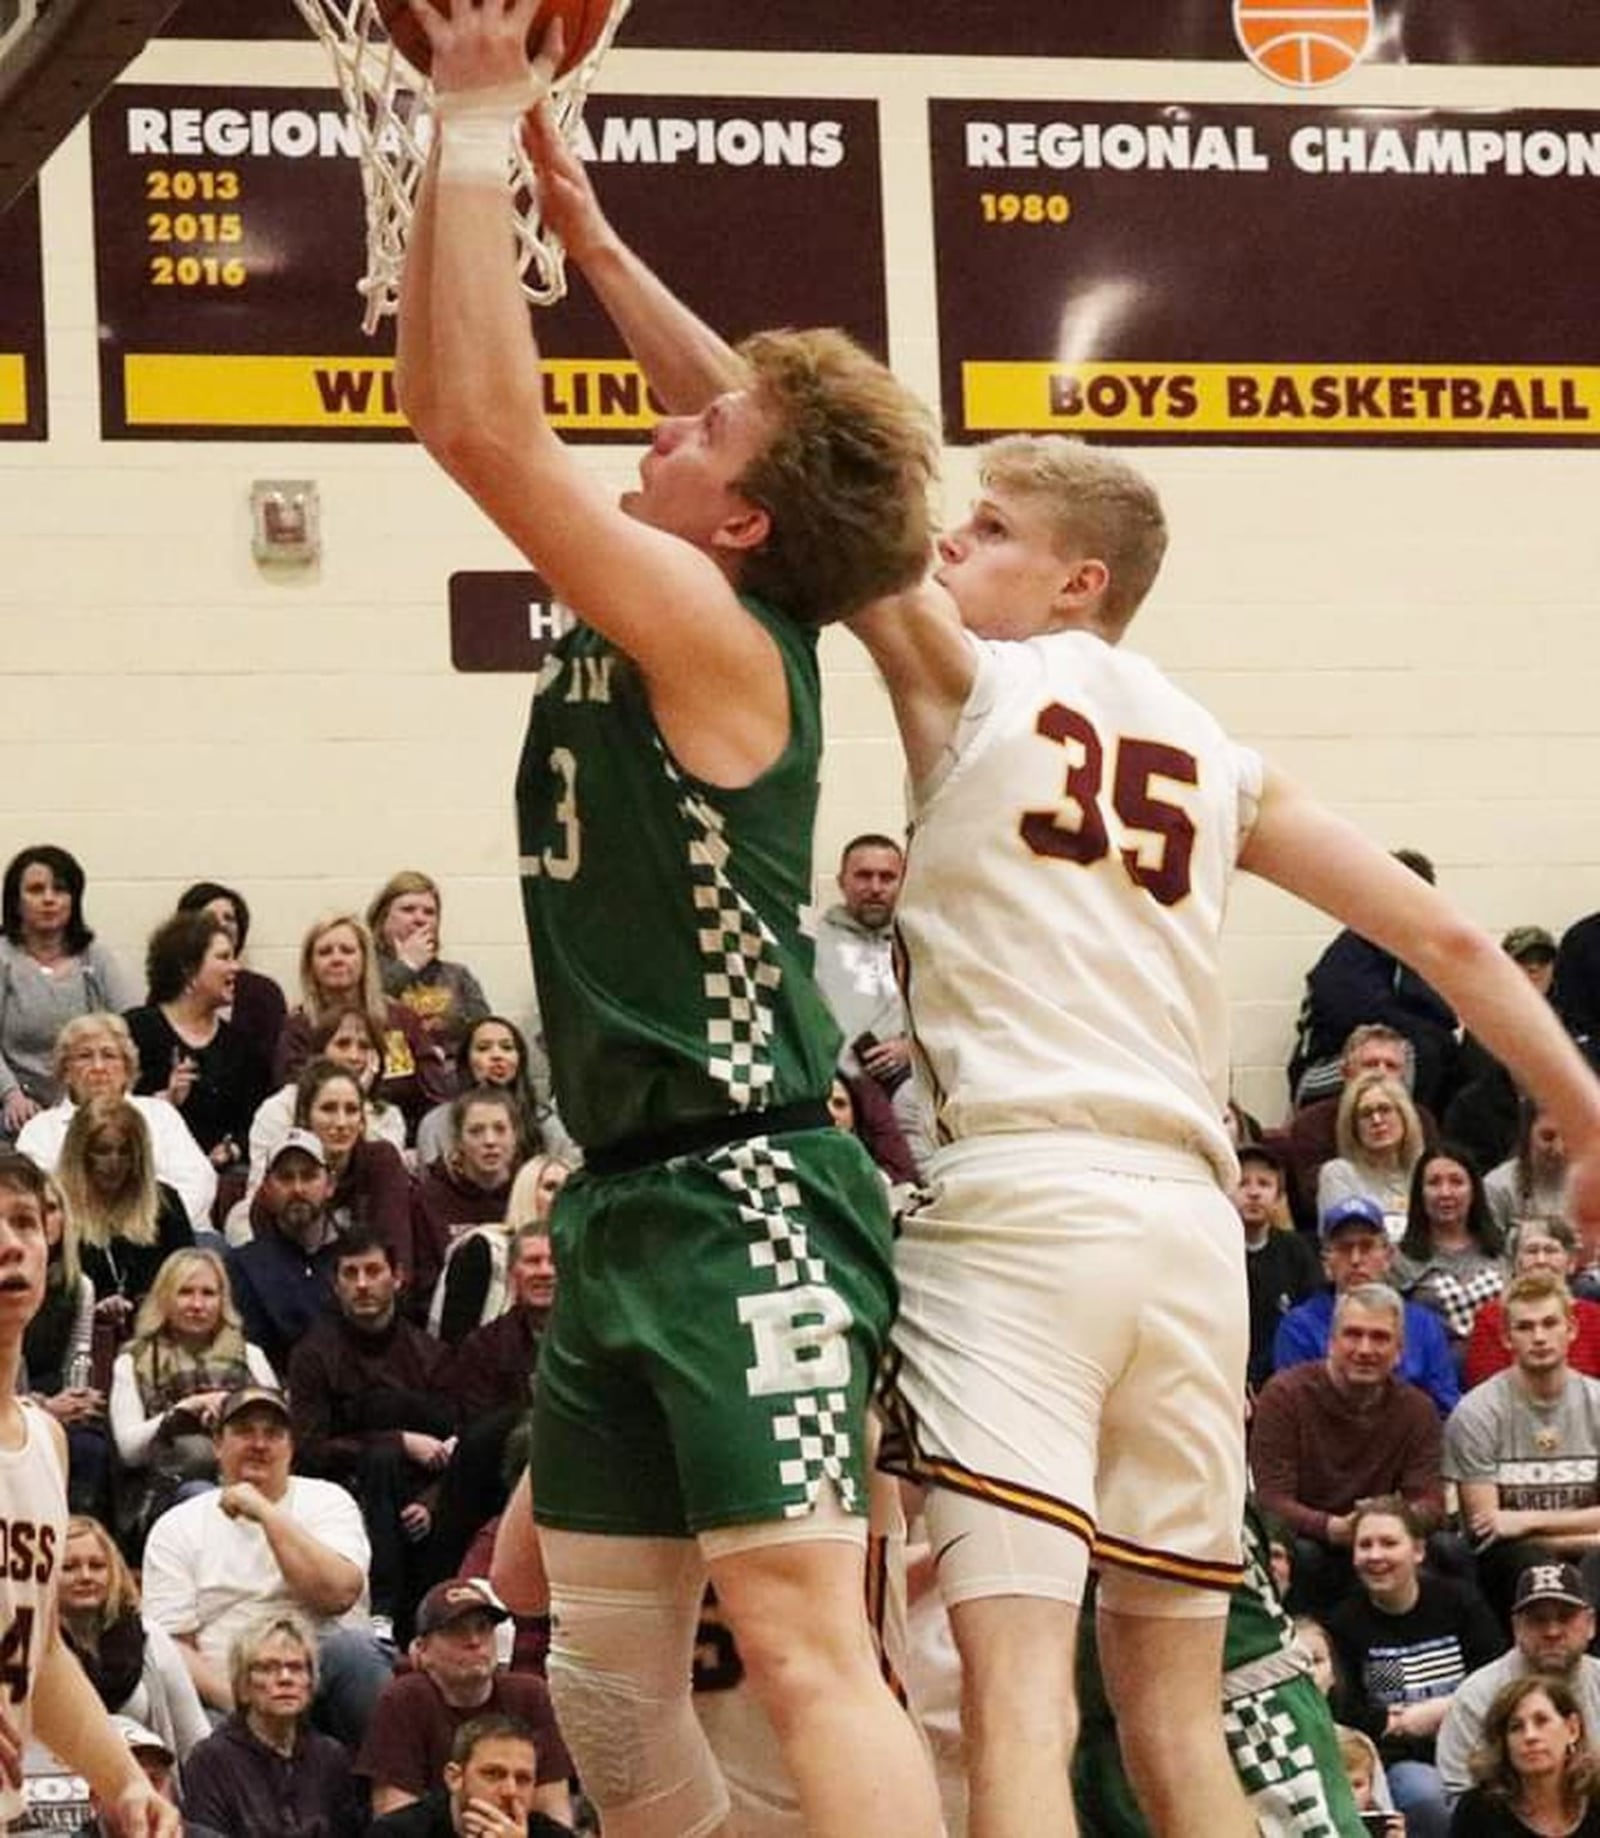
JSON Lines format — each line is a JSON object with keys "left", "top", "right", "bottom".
{"left": 90, "top": 85, "right": 885, "bottom": 439}
{"left": 161, "top": 0, "right": 1600, "bottom": 64}
{"left": 0, "top": 184, "right": 47, "bottom": 440}
{"left": 931, "top": 99, "right": 1600, "bottom": 446}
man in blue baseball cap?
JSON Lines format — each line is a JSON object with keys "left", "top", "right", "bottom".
{"left": 1272, "top": 1193, "right": 1459, "bottom": 1416}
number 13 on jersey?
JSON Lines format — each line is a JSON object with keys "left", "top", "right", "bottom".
{"left": 1021, "top": 702, "right": 1198, "bottom": 906}
{"left": 521, "top": 746, "right": 583, "bottom": 883}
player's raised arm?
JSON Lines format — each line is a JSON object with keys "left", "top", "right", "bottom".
{"left": 522, "top": 99, "right": 746, "bottom": 414}
{"left": 847, "top": 576, "right": 977, "bottom": 788}
{"left": 395, "top": 0, "right": 785, "bottom": 779}
{"left": 1241, "top": 765, "right": 1600, "bottom": 1225}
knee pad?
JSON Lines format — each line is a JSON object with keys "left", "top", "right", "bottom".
{"left": 544, "top": 1534, "right": 730, "bottom": 1838}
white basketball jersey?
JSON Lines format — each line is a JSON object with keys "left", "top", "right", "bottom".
{"left": 899, "top": 630, "right": 1262, "bottom": 1182}
{"left": 0, "top": 1401, "right": 66, "bottom": 1824}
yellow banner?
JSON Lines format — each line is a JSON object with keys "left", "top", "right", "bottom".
{"left": 0, "top": 355, "right": 27, "bottom": 427}
{"left": 122, "top": 355, "right": 657, "bottom": 430}
{"left": 963, "top": 362, "right": 1600, "bottom": 436}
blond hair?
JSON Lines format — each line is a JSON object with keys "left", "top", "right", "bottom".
{"left": 51, "top": 1012, "right": 140, "bottom": 1089}
{"left": 63, "top": 1515, "right": 141, "bottom": 1635}
{"left": 1334, "top": 1072, "right": 1424, "bottom": 1173}
{"left": 367, "top": 871, "right": 441, "bottom": 959}
{"left": 976, "top": 435, "right": 1169, "bottom": 634}
{"left": 733, "top": 329, "right": 937, "bottom": 626}
{"left": 58, "top": 1098, "right": 160, "bottom": 1248}
{"left": 297, "top": 913, "right": 388, "bottom": 1035}
{"left": 130, "top": 1246, "right": 246, "bottom": 1349}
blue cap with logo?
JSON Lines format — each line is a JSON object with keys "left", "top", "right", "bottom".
{"left": 1318, "top": 1193, "right": 1388, "bottom": 1242}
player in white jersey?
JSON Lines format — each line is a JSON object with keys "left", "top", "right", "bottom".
{"left": 0, "top": 1152, "right": 178, "bottom": 1837}
{"left": 851, "top": 435, "right": 1600, "bottom": 1838}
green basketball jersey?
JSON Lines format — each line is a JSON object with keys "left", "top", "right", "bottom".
{"left": 515, "top": 598, "right": 844, "bottom": 1153}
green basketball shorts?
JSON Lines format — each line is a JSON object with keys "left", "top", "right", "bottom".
{"left": 531, "top": 1124, "right": 897, "bottom": 1538}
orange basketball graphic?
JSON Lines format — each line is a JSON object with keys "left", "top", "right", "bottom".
{"left": 1233, "top": 0, "right": 1375, "bottom": 89}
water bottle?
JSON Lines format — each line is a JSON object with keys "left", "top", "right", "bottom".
{"left": 67, "top": 1353, "right": 93, "bottom": 1394}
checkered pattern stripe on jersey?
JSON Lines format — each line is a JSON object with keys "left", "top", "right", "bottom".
{"left": 716, "top": 1136, "right": 857, "bottom": 1517}
{"left": 1224, "top": 1691, "right": 1343, "bottom": 1838}
{"left": 665, "top": 759, "right": 781, "bottom": 1109}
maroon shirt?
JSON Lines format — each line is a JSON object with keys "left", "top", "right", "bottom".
{"left": 356, "top": 1668, "right": 571, "bottom": 1793}
{"left": 1249, "top": 1360, "right": 1445, "bottom": 1542}
{"left": 277, "top": 1001, "right": 451, "bottom": 1136}
{"left": 440, "top": 1306, "right": 542, "bottom": 1421}
{"left": 182, "top": 1715, "right": 358, "bottom": 1838}
{"left": 409, "top": 1164, "right": 512, "bottom": 1323}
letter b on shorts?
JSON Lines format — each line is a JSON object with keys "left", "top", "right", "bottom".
{"left": 737, "top": 1286, "right": 852, "bottom": 1397}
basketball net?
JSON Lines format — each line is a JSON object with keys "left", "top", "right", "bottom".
{"left": 289, "top": 0, "right": 631, "bottom": 334}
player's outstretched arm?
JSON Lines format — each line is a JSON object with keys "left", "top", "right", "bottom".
{"left": 847, "top": 578, "right": 978, "bottom": 788}
{"left": 397, "top": 0, "right": 785, "bottom": 778}
{"left": 33, "top": 1628, "right": 178, "bottom": 1835}
{"left": 522, "top": 100, "right": 746, "bottom": 415}
{"left": 1241, "top": 766, "right": 1600, "bottom": 1228}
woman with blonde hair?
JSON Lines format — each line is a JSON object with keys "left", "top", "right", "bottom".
{"left": 58, "top": 1096, "right": 192, "bottom": 1331}
{"left": 1454, "top": 1674, "right": 1600, "bottom": 1836}
{"left": 1318, "top": 1071, "right": 1426, "bottom": 1239}
{"left": 58, "top": 1513, "right": 209, "bottom": 1761}
{"left": 109, "top": 1248, "right": 277, "bottom": 1520}
{"left": 367, "top": 869, "right": 489, "bottom": 1075}
{"left": 274, "top": 913, "right": 449, "bottom": 1136}
{"left": 24, "top": 1174, "right": 109, "bottom": 1515}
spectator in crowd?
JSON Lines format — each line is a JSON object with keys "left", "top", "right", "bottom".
{"left": 1395, "top": 1147, "right": 1504, "bottom": 1358}
{"left": 415, "top": 1016, "right": 557, "bottom": 1170}
{"left": 1239, "top": 1140, "right": 1321, "bottom": 1393}
{"left": 277, "top": 914, "right": 451, "bottom": 1137}
{"left": 1287, "top": 847, "right": 1458, "bottom": 1114}
{"left": 411, "top": 1089, "right": 522, "bottom": 1324}
{"left": 813, "top": 834, "right": 909, "bottom": 1090}
{"left": 58, "top": 1097, "right": 193, "bottom": 1332}
{"left": 180, "top": 1612, "right": 360, "bottom": 1838}
{"left": 1445, "top": 1273, "right": 1600, "bottom": 1621}
{"left": 1326, "top": 1496, "right": 1503, "bottom": 1838}
{"left": 1438, "top": 1563, "right": 1600, "bottom": 1803}
{"left": 69, "top": 1716, "right": 226, "bottom": 1838}
{"left": 1285, "top": 1024, "right": 1428, "bottom": 1225}
{"left": 1252, "top": 1283, "right": 1445, "bottom": 1612}
{"left": 369, "top": 1713, "right": 570, "bottom": 1838}
{"left": 238, "top": 1005, "right": 406, "bottom": 1236}
{"left": 1555, "top": 912, "right": 1600, "bottom": 1055}
{"left": 226, "top": 1130, "right": 342, "bottom": 1376}
{"left": 109, "top": 1248, "right": 278, "bottom": 1543}
{"left": 827, "top": 1070, "right": 919, "bottom": 1194}
{"left": 176, "top": 882, "right": 288, "bottom": 1082}
{"left": 1319, "top": 1072, "right": 1428, "bottom": 1241}
{"left": 1274, "top": 1194, "right": 1460, "bottom": 1418}
{"left": 431, "top": 1153, "right": 569, "bottom": 1345}
{"left": 288, "top": 1228, "right": 456, "bottom": 1642}
{"left": 1466, "top": 1222, "right": 1600, "bottom": 1390}
{"left": 250, "top": 1059, "right": 413, "bottom": 1273}
{"left": 58, "top": 1514, "right": 210, "bottom": 1762}
{"left": 0, "top": 845, "right": 135, "bottom": 1138}
{"left": 1337, "top": 1727, "right": 1403, "bottom": 1837}
{"left": 125, "top": 910, "right": 272, "bottom": 1175}
{"left": 141, "top": 1384, "right": 394, "bottom": 1745}
{"left": 1446, "top": 928, "right": 1564, "bottom": 1175}
{"left": 1451, "top": 1673, "right": 1600, "bottom": 1838}
{"left": 429, "top": 1222, "right": 557, "bottom": 1583}
{"left": 1485, "top": 1103, "right": 1568, "bottom": 1244}
{"left": 18, "top": 1013, "right": 217, "bottom": 1230}
{"left": 369, "top": 872, "right": 491, "bottom": 1079}
{"left": 22, "top": 1173, "right": 105, "bottom": 1514}
{"left": 358, "top": 1581, "right": 571, "bottom": 1823}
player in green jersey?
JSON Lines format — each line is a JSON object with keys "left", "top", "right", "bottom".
{"left": 396, "top": 5, "right": 940, "bottom": 1835}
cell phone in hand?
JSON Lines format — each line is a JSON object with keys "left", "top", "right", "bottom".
{"left": 1359, "top": 1813, "right": 1397, "bottom": 1836}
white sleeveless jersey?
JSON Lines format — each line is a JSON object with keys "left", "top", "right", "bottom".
{"left": 899, "top": 629, "right": 1263, "bottom": 1183}
{"left": 0, "top": 1401, "right": 66, "bottom": 1824}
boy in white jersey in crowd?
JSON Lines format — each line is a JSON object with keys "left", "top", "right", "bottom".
{"left": 0, "top": 1152, "right": 178, "bottom": 1836}
{"left": 851, "top": 436, "right": 1600, "bottom": 1838}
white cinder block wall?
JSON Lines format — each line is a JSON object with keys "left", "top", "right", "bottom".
{"left": 2, "top": 34, "right": 1597, "bottom": 1129}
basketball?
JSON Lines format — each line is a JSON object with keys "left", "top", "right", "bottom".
{"left": 1232, "top": 0, "right": 1373, "bottom": 89}
{"left": 374, "top": 0, "right": 613, "bottom": 80}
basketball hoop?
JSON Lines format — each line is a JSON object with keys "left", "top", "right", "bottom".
{"left": 289, "top": 0, "right": 630, "bottom": 334}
